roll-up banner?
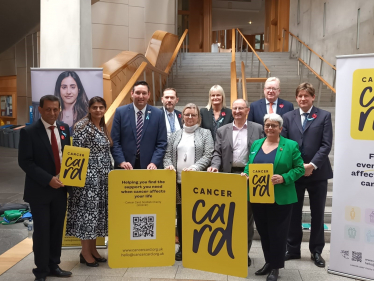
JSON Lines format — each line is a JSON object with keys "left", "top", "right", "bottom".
{"left": 329, "top": 54, "right": 374, "bottom": 281}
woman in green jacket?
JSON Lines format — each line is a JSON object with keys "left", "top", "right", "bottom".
{"left": 242, "top": 113, "right": 304, "bottom": 281}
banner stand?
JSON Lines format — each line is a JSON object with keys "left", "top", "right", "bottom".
{"left": 328, "top": 269, "right": 374, "bottom": 281}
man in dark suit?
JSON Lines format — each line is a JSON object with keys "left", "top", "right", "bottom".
{"left": 18, "top": 95, "right": 72, "bottom": 281}
{"left": 281, "top": 82, "right": 333, "bottom": 268}
{"left": 247, "top": 77, "right": 294, "bottom": 126}
{"left": 160, "top": 88, "right": 183, "bottom": 137}
{"left": 111, "top": 80, "right": 167, "bottom": 169}
{"left": 207, "top": 98, "right": 264, "bottom": 267}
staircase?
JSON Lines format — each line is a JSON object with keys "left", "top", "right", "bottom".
{"left": 163, "top": 51, "right": 335, "bottom": 242}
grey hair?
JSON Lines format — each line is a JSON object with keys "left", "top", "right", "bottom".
{"left": 205, "top": 85, "right": 227, "bottom": 110}
{"left": 232, "top": 99, "right": 249, "bottom": 108}
{"left": 265, "top": 77, "right": 280, "bottom": 88}
{"left": 263, "top": 113, "right": 283, "bottom": 127}
{"left": 183, "top": 103, "right": 201, "bottom": 125}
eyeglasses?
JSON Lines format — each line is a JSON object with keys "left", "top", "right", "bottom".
{"left": 232, "top": 107, "right": 246, "bottom": 111}
{"left": 265, "top": 87, "right": 279, "bottom": 92}
{"left": 184, "top": 114, "right": 197, "bottom": 118}
{"left": 264, "top": 124, "right": 279, "bottom": 128}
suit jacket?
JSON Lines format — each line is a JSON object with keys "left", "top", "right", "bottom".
{"left": 111, "top": 103, "right": 167, "bottom": 168}
{"left": 18, "top": 119, "right": 71, "bottom": 204}
{"left": 211, "top": 121, "right": 264, "bottom": 172}
{"left": 281, "top": 107, "right": 333, "bottom": 182}
{"left": 247, "top": 98, "right": 294, "bottom": 126}
{"left": 244, "top": 136, "right": 305, "bottom": 205}
{"left": 200, "top": 107, "right": 234, "bottom": 140}
{"left": 160, "top": 107, "right": 183, "bottom": 130}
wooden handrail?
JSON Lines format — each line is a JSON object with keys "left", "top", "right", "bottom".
{"left": 236, "top": 28, "right": 270, "bottom": 73}
{"left": 236, "top": 78, "right": 268, "bottom": 83}
{"left": 284, "top": 29, "right": 336, "bottom": 71}
{"left": 165, "top": 29, "right": 188, "bottom": 74}
{"left": 231, "top": 29, "right": 236, "bottom": 62}
{"left": 241, "top": 61, "right": 247, "bottom": 100}
{"left": 231, "top": 61, "right": 237, "bottom": 102}
{"left": 298, "top": 58, "right": 336, "bottom": 93}
{"left": 104, "top": 62, "right": 148, "bottom": 123}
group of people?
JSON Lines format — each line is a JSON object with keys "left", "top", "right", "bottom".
{"left": 18, "top": 76, "right": 333, "bottom": 281}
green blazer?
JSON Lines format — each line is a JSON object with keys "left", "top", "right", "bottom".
{"left": 244, "top": 136, "right": 305, "bottom": 205}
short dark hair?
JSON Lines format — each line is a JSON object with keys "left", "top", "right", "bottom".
{"left": 132, "top": 81, "right": 150, "bottom": 92}
{"left": 163, "top": 88, "right": 178, "bottom": 98}
{"left": 296, "top": 82, "right": 315, "bottom": 97}
{"left": 40, "top": 95, "right": 60, "bottom": 108}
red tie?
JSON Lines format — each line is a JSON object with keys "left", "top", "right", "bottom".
{"left": 49, "top": 126, "right": 61, "bottom": 175}
{"left": 269, "top": 102, "right": 274, "bottom": 113}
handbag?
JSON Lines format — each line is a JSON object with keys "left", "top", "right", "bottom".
{"left": 1, "top": 209, "right": 29, "bottom": 225}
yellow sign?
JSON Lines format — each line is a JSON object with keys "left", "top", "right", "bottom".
{"left": 60, "top": 145, "right": 90, "bottom": 187}
{"left": 108, "top": 170, "right": 176, "bottom": 268}
{"left": 182, "top": 171, "right": 248, "bottom": 278}
{"left": 248, "top": 164, "right": 275, "bottom": 203}
{"left": 351, "top": 68, "right": 374, "bottom": 140}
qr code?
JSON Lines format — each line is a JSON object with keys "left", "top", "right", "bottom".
{"left": 352, "top": 251, "right": 362, "bottom": 262}
{"left": 130, "top": 214, "right": 156, "bottom": 240}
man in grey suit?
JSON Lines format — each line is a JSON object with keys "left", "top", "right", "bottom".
{"left": 207, "top": 98, "right": 263, "bottom": 267}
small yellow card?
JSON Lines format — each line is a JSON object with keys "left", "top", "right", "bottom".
{"left": 248, "top": 163, "right": 275, "bottom": 203}
{"left": 59, "top": 145, "right": 90, "bottom": 187}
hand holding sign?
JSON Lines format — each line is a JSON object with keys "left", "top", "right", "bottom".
{"left": 60, "top": 145, "right": 90, "bottom": 187}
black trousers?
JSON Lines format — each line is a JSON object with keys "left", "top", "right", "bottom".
{"left": 252, "top": 202, "right": 293, "bottom": 269}
{"left": 287, "top": 180, "right": 327, "bottom": 255}
{"left": 176, "top": 183, "right": 182, "bottom": 249}
{"left": 29, "top": 196, "right": 67, "bottom": 278}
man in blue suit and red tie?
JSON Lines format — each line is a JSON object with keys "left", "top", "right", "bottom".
{"left": 247, "top": 77, "right": 294, "bottom": 126}
{"left": 111, "top": 81, "right": 167, "bottom": 169}
{"left": 281, "top": 82, "right": 333, "bottom": 268}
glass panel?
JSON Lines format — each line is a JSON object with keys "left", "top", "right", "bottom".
{"left": 255, "top": 43, "right": 260, "bottom": 49}
{"left": 0, "top": 96, "right": 13, "bottom": 117}
{"left": 178, "top": 0, "right": 189, "bottom": 11}
{"left": 178, "top": 15, "right": 189, "bottom": 38}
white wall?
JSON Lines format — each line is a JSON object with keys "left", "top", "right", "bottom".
{"left": 289, "top": 0, "right": 374, "bottom": 85}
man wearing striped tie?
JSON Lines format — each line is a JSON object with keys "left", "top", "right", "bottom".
{"left": 111, "top": 81, "right": 167, "bottom": 170}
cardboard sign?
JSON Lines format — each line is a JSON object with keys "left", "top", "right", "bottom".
{"left": 182, "top": 171, "right": 248, "bottom": 278}
{"left": 108, "top": 170, "right": 176, "bottom": 268}
{"left": 248, "top": 164, "right": 275, "bottom": 203}
{"left": 59, "top": 145, "right": 90, "bottom": 187}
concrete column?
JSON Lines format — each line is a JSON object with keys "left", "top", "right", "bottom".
{"left": 40, "top": 0, "right": 92, "bottom": 68}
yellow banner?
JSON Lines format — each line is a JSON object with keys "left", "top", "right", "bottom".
{"left": 59, "top": 145, "right": 90, "bottom": 187}
{"left": 108, "top": 170, "right": 176, "bottom": 268}
{"left": 182, "top": 171, "right": 248, "bottom": 278}
{"left": 248, "top": 164, "right": 275, "bottom": 203}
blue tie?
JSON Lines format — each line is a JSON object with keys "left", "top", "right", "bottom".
{"left": 168, "top": 112, "right": 175, "bottom": 133}
{"left": 302, "top": 113, "right": 309, "bottom": 131}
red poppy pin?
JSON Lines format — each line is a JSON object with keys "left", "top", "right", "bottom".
{"left": 61, "top": 135, "right": 65, "bottom": 140}
{"left": 312, "top": 113, "right": 317, "bottom": 119}
{"left": 60, "top": 126, "right": 65, "bottom": 131}
{"left": 221, "top": 112, "right": 226, "bottom": 116}
{"left": 178, "top": 113, "right": 181, "bottom": 118}
{"left": 279, "top": 104, "right": 284, "bottom": 108}
{"left": 280, "top": 148, "right": 283, "bottom": 151}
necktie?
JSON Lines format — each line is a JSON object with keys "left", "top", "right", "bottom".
{"left": 48, "top": 126, "right": 60, "bottom": 175}
{"left": 168, "top": 112, "right": 175, "bottom": 133}
{"left": 136, "top": 111, "right": 143, "bottom": 155}
{"left": 269, "top": 102, "right": 274, "bottom": 114}
{"left": 302, "top": 113, "right": 309, "bottom": 131}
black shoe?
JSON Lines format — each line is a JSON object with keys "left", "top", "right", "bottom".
{"left": 266, "top": 269, "right": 279, "bottom": 281}
{"left": 93, "top": 256, "right": 107, "bottom": 262}
{"left": 48, "top": 266, "right": 72, "bottom": 277}
{"left": 80, "top": 253, "right": 99, "bottom": 267}
{"left": 255, "top": 263, "right": 271, "bottom": 275}
{"left": 311, "top": 252, "right": 325, "bottom": 267}
{"left": 34, "top": 278, "right": 46, "bottom": 281}
{"left": 285, "top": 251, "right": 301, "bottom": 261}
{"left": 175, "top": 248, "right": 182, "bottom": 261}
{"left": 248, "top": 257, "right": 251, "bottom": 267}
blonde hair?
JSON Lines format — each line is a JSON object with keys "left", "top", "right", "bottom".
{"left": 183, "top": 103, "right": 201, "bottom": 125}
{"left": 205, "top": 85, "right": 227, "bottom": 110}
{"left": 265, "top": 77, "right": 281, "bottom": 88}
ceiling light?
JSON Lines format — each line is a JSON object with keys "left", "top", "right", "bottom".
{"left": 249, "top": 21, "right": 252, "bottom": 24}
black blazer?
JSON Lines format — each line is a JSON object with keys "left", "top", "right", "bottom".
{"left": 281, "top": 106, "right": 333, "bottom": 182}
{"left": 160, "top": 107, "right": 183, "bottom": 128}
{"left": 18, "top": 119, "right": 71, "bottom": 204}
{"left": 200, "top": 107, "right": 234, "bottom": 140}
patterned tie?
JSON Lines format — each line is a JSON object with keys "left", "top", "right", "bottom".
{"left": 269, "top": 102, "right": 274, "bottom": 114}
{"left": 168, "top": 112, "right": 175, "bottom": 133}
{"left": 302, "top": 113, "right": 309, "bottom": 131}
{"left": 136, "top": 111, "right": 143, "bottom": 155}
{"left": 48, "top": 126, "right": 60, "bottom": 175}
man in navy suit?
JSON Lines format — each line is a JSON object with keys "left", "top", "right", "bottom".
{"left": 18, "top": 95, "right": 72, "bottom": 281}
{"left": 111, "top": 81, "right": 167, "bottom": 169}
{"left": 281, "top": 82, "right": 333, "bottom": 268}
{"left": 247, "top": 77, "right": 294, "bottom": 126}
{"left": 160, "top": 88, "right": 183, "bottom": 137}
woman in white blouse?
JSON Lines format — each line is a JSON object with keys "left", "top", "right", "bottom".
{"left": 163, "top": 103, "right": 214, "bottom": 262}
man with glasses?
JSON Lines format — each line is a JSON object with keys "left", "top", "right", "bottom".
{"left": 111, "top": 81, "right": 167, "bottom": 169}
{"left": 207, "top": 99, "right": 263, "bottom": 267}
{"left": 247, "top": 77, "right": 294, "bottom": 126}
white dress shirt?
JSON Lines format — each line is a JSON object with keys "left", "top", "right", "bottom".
{"left": 265, "top": 98, "right": 278, "bottom": 114}
{"left": 133, "top": 104, "right": 147, "bottom": 125}
{"left": 232, "top": 121, "right": 249, "bottom": 167}
{"left": 163, "top": 109, "right": 181, "bottom": 136}
{"left": 299, "top": 106, "right": 317, "bottom": 170}
{"left": 40, "top": 117, "right": 63, "bottom": 164}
